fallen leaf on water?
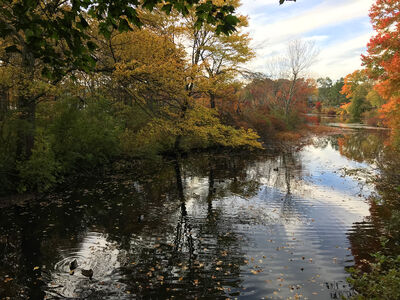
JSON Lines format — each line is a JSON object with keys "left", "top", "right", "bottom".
{"left": 33, "top": 266, "right": 39, "bottom": 270}
{"left": 4, "top": 278, "right": 13, "bottom": 283}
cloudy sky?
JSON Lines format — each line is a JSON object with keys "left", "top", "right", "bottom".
{"left": 238, "top": 0, "right": 375, "bottom": 80}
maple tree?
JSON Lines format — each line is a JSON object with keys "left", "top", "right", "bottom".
{"left": 362, "top": 0, "right": 400, "bottom": 145}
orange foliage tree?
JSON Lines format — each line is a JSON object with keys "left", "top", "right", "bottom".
{"left": 362, "top": 0, "right": 400, "bottom": 145}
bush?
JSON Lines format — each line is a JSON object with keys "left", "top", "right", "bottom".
{"left": 327, "top": 109, "right": 336, "bottom": 117}
{"left": 363, "top": 110, "right": 381, "bottom": 127}
{"left": 17, "top": 131, "right": 60, "bottom": 193}
{"left": 47, "top": 97, "right": 121, "bottom": 173}
{"left": 348, "top": 252, "right": 400, "bottom": 300}
{"left": 0, "top": 114, "right": 18, "bottom": 195}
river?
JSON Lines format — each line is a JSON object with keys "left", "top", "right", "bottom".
{"left": 0, "top": 127, "right": 397, "bottom": 299}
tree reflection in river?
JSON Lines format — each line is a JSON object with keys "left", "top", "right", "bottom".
{"left": 4, "top": 132, "right": 395, "bottom": 299}
{"left": 345, "top": 132, "right": 400, "bottom": 272}
{"left": 337, "top": 130, "right": 389, "bottom": 164}
{"left": 1, "top": 151, "right": 287, "bottom": 298}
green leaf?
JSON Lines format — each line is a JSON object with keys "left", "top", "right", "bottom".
{"left": 118, "top": 18, "right": 130, "bottom": 32}
{"left": 161, "top": 4, "right": 172, "bottom": 15}
{"left": 87, "top": 41, "right": 97, "bottom": 51}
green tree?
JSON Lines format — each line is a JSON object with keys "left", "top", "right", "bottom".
{"left": 0, "top": 0, "right": 240, "bottom": 158}
{"left": 317, "top": 77, "right": 346, "bottom": 106}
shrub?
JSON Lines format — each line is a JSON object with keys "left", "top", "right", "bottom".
{"left": 0, "top": 114, "right": 18, "bottom": 195}
{"left": 47, "top": 97, "right": 121, "bottom": 173}
{"left": 17, "top": 131, "right": 60, "bottom": 193}
{"left": 348, "top": 252, "right": 400, "bottom": 300}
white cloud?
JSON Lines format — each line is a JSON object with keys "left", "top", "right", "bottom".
{"left": 310, "top": 33, "right": 372, "bottom": 79}
{"left": 239, "top": 0, "right": 375, "bottom": 79}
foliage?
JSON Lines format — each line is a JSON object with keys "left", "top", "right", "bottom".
{"left": 380, "top": 98, "right": 400, "bottom": 147}
{"left": 268, "top": 40, "right": 318, "bottom": 119}
{"left": 362, "top": 0, "right": 400, "bottom": 146}
{"left": 0, "top": 0, "right": 295, "bottom": 196}
{"left": 348, "top": 252, "right": 400, "bottom": 300}
{"left": 0, "top": 113, "right": 18, "bottom": 195}
{"left": 236, "top": 76, "right": 315, "bottom": 135}
{"left": 316, "top": 77, "right": 346, "bottom": 107}
{"left": 184, "top": 0, "right": 255, "bottom": 109}
{"left": 0, "top": 0, "right": 240, "bottom": 79}
{"left": 16, "top": 130, "right": 59, "bottom": 193}
{"left": 46, "top": 97, "right": 121, "bottom": 173}
{"left": 345, "top": 145, "right": 400, "bottom": 299}
{"left": 315, "top": 101, "right": 322, "bottom": 112}
{"left": 340, "top": 70, "right": 375, "bottom": 123}
{"left": 126, "top": 105, "right": 262, "bottom": 154}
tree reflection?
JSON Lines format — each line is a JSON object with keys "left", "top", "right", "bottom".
{"left": 338, "top": 131, "right": 389, "bottom": 163}
{"left": 0, "top": 148, "right": 309, "bottom": 299}
{"left": 347, "top": 147, "right": 400, "bottom": 271}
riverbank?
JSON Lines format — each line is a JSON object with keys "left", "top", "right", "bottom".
{"left": 0, "top": 124, "right": 347, "bottom": 209}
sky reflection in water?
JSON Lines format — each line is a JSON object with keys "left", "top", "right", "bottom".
{"left": 0, "top": 131, "right": 389, "bottom": 299}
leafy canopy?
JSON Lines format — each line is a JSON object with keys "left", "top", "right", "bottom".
{"left": 0, "top": 0, "right": 244, "bottom": 78}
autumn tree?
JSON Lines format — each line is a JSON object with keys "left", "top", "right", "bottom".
{"left": 268, "top": 40, "right": 318, "bottom": 123}
{"left": 182, "top": 0, "right": 255, "bottom": 109}
{"left": 362, "top": 0, "right": 400, "bottom": 145}
{"left": 340, "top": 70, "right": 375, "bottom": 122}
{"left": 0, "top": 0, "right": 242, "bottom": 158}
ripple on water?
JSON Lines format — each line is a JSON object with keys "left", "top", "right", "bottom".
{"left": 46, "top": 232, "right": 129, "bottom": 299}
{"left": 0, "top": 133, "right": 389, "bottom": 299}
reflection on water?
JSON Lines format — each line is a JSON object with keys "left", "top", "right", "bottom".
{"left": 0, "top": 129, "right": 397, "bottom": 299}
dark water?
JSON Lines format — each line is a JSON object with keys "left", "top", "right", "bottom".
{"left": 0, "top": 129, "right": 397, "bottom": 299}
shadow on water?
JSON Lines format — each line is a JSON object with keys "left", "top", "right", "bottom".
{"left": 0, "top": 128, "right": 398, "bottom": 299}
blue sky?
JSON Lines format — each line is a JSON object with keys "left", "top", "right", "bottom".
{"left": 238, "top": 0, "right": 375, "bottom": 80}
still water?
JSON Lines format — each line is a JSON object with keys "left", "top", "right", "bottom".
{"left": 0, "top": 129, "right": 394, "bottom": 299}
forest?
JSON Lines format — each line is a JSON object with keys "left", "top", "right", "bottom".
{"left": 0, "top": 0, "right": 399, "bottom": 299}
{"left": 0, "top": 0, "right": 321, "bottom": 195}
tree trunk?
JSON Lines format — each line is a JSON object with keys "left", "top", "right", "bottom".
{"left": 16, "top": 52, "right": 36, "bottom": 159}
{"left": 0, "top": 88, "right": 8, "bottom": 120}
{"left": 16, "top": 94, "right": 36, "bottom": 159}
{"left": 174, "top": 97, "right": 189, "bottom": 153}
{"left": 210, "top": 93, "right": 216, "bottom": 109}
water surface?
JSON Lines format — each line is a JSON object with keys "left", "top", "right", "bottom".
{"left": 0, "top": 129, "right": 394, "bottom": 299}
